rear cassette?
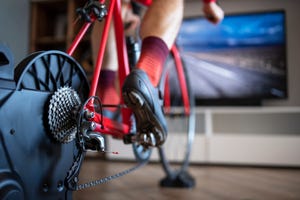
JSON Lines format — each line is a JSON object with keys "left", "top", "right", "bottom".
{"left": 48, "top": 86, "right": 81, "bottom": 143}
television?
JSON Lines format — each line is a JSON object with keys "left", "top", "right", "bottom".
{"left": 173, "top": 10, "right": 288, "bottom": 106}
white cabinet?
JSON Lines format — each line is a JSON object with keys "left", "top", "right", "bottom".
{"left": 190, "top": 107, "right": 300, "bottom": 166}
{"left": 108, "top": 107, "right": 300, "bottom": 167}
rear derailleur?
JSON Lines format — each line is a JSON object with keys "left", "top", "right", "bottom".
{"left": 47, "top": 87, "right": 106, "bottom": 190}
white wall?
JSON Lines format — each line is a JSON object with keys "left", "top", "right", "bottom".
{"left": 185, "top": 0, "right": 300, "bottom": 107}
{"left": 0, "top": 0, "right": 30, "bottom": 66}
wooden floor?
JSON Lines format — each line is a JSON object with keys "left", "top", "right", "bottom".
{"left": 73, "top": 159, "right": 300, "bottom": 200}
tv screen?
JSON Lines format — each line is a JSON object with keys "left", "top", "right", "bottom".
{"left": 173, "top": 10, "right": 287, "bottom": 106}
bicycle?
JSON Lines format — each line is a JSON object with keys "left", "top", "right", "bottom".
{"left": 0, "top": 0, "right": 195, "bottom": 199}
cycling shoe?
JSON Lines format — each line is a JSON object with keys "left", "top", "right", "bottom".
{"left": 122, "top": 69, "right": 167, "bottom": 147}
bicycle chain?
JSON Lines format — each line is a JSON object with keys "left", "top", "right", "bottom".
{"left": 75, "top": 158, "right": 148, "bottom": 190}
{"left": 53, "top": 91, "right": 149, "bottom": 191}
{"left": 65, "top": 148, "right": 148, "bottom": 191}
{"left": 66, "top": 110, "right": 148, "bottom": 190}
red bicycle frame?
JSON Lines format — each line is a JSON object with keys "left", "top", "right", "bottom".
{"left": 65, "top": 0, "right": 190, "bottom": 140}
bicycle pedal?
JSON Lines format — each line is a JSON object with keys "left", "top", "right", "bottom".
{"left": 139, "top": 132, "right": 156, "bottom": 147}
{"left": 123, "top": 133, "right": 136, "bottom": 144}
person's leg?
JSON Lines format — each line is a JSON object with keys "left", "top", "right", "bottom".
{"left": 91, "top": 1, "right": 140, "bottom": 110}
{"left": 137, "top": 0, "right": 184, "bottom": 87}
{"left": 91, "top": 21, "right": 119, "bottom": 109}
{"left": 140, "top": 0, "right": 184, "bottom": 49}
{"left": 122, "top": 0, "right": 184, "bottom": 147}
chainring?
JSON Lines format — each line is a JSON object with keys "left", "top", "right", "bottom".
{"left": 48, "top": 86, "right": 81, "bottom": 143}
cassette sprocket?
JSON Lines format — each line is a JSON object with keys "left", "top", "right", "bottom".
{"left": 48, "top": 86, "right": 81, "bottom": 143}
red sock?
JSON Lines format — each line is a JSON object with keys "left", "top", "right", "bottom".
{"left": 97, "top": 70, "right": 119, "bottom": 110}
{"left": 136, "top": 36, "right": 169, "bottom": 87}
